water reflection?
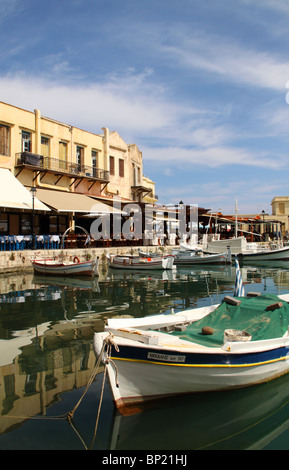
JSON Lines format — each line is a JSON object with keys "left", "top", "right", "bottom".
{"left": 107, "top": 372, "right": 289, "bottom": 450}
{"left": 0, "top": 264, "right": 289, "bottom": 449}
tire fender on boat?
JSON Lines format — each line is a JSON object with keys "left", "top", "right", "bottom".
{"left": 73, "top": 256, "right": 80, "bottom": 263}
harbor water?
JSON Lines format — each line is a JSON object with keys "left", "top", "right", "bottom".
{"left": 1, "top": 263, "right": 289, "bottom": 450}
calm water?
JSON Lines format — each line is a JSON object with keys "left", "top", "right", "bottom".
{"left": 1, "top": 263, "right": 289, "bottom": 450}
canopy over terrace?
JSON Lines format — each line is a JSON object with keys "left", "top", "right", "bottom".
{"left": 0, "top": 169, "right": 50, "bottom": 211}
{"left": 36, "top": 188, "right": 98, "bottom": 213}
{"left": 36, "top": 189, "right": 124, "bottom": 215}
{"left": 202, "top": 212, "right": 285, "bottom": 241}
{"left": 35, "top": 189, "right": 125, "bottom": 244}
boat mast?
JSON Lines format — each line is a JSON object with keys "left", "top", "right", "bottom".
{"left": 235, "top": 199, "right": 238, "bottom": 238}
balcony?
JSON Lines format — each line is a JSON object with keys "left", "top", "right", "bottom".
{"left": 15, "top": 152, "right": 110, "bottom": 183}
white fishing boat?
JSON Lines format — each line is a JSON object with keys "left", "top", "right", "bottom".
{"left": 31, "top": 256, "right": 99, "bottom": 276}
{"left": 107, "top": 254, "right": 174, "bottom": 270}
{"left": 173, "top": 249, "right": 230, "bottom": 265}
{"left": 179, "top": 233, "right": 204, "bottom": 252}
{"left": 94, "top": 291, "right": 289, "bottom": 408}
{"left": 238, "top": 245, "right": 289, "bottom": 262}
{"left": 205, "top": 236, "right": 248, "bottom": 255}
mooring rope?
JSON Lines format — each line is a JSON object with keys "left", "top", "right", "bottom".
{"left": 0, "top": 332, "right": 118, "bottom": 450}
{"left": 66, "top": 332, "right": 117, "bottom": 420}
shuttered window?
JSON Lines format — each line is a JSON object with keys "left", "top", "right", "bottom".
{"left": 0, "top": 125, "right": 10, "bottom": 156}
{"left": 41, "top": 136, "right": 50, "bottom": 157}
{"left": 59, "top": 142, "right": 67, "bottom": 170}
{"left": 119, "top": 159, "right": 124, "bottom": 177}
{"left": 110, "top": 156, "right": 115, "bottom": 175}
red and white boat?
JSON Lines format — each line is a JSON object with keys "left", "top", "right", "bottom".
{"left": 31, "top": 256, "right": 99, "bottom": 276}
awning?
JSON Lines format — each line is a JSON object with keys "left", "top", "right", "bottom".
{"left": 85, "top": 202, "right": 124, "bottom": 216}
{"left": 36, "top": 188, "right": 97, "bottom": 213}
{"left": 0, "top": 169, "right": 50, "bottom": 211}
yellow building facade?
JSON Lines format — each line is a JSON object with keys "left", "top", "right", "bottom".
{"left": 0, "top": 101, "right": 156, "bottom": 238}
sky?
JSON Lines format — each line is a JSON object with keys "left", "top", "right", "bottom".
{"left": 1, "top": 0, "right": 289, "bottom": 214}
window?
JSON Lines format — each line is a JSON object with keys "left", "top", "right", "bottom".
{"left": 0, "top": 124, "right": 10, "bottom": 156}
{"left": 0, "top": 213, "right": 8, "bottom": 234}
{"left": 110, "top": 156, "right": 115, "bottom": 175}
{"left": 92, "top": 150, "right": 98, "bottom": 177}
{"left": 76, "top": 146, "right": 84, "bottom": 169}
{"left": 22, "top": 131, "right": 32, "bottom": 152}
{"left": 59, "top": 216, "right": 67, "bottom": 234}
{"left": 21, "top": 214, "right": 31, "bottom": 234}
{"left": 49, "top": 215, "right": 67, "bottom": 234}
{"left": 119, "top": 158, "right": 124, "bottom": 177}
{"left": 41, "top": 136, "right": 50, "bottom": 158}
{"left": 92, "top": 150, "right": 98, "bottom": 167}
{"left": 59, "top": 142, "right": 67, "bottom": 170}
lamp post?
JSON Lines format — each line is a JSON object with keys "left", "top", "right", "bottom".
{"left": 30, "top": 187, "right": 37, "bottom": 250}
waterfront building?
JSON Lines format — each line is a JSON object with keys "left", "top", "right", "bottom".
{"left": 0, "top": 100, "right": 157, "bottom": 243}
{"left": 271, "top": 197, "right": 289, "bottom": 235}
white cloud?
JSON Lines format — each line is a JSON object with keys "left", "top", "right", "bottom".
{"left": 1, "top": 71, "right": 286, "bottom": 173}
{"left": 142, "top": 145, "right": 284, "bottom": 170}
{"left": 157, "top": 176, "right": 282, "bottom": 214}
{"left": 160, "top": 30, "right": 289, "bottom": 91}
{"left": 0, "top": 73, "right": 177, "bottom": 136}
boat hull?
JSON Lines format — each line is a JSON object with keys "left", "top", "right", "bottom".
{"left": 31, "top": 259, "right": 98, "bottom": 276}
{"left": 94, "top": 331, "right": 289, "bottom": 408}
{"left": 174, "top": 252, "right": 228, "bottom": 265}
{"left": 239, "top": 246, "right": 289, "bottom": 262}
{"left": 108, "top": 255, "right": 174, "bottom": 270}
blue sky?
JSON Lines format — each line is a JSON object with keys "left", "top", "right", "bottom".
{"left": 1, "top": 0, "right": 289, "bottom": 214}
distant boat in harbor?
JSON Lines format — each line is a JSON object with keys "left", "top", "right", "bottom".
{"left": 173, "top": 249, "right": 230, "bottom": 265}
{"left": 238, "top": 245, "right": 289, "bottom": 262}
{"left": 31, "top": 257, "right": 99, "bottom": 276}
{"left": 107, "top": 254, "right": 174, "bottom": 270}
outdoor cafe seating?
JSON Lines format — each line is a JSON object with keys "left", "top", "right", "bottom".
{"left": 0, "top": 235, "right": 61, "bottom": 251}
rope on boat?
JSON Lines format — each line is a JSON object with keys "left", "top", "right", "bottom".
{"left": 67, "top": 331, "right": 119, "bottom": 450}
{"left": 0, "top": 332, "right": 119, "bottom": 450}
{"left": 66, "top": 332, "right": 118, "bottom": 420}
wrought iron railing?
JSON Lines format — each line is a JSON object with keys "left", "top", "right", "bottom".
{"left": 15, "top": 152, "right": 110, "bottom": 182}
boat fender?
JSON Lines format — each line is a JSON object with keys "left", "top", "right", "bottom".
{"left": 73, "top": 256, "right": 80, "bottom": 263}
{"left": 202, "top": 326, "right": 214, "bottom": 335}
{"left": 266, "top": 302, "right": 283, "bottom": 311}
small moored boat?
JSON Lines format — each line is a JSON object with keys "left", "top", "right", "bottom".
{"left": 107, "top": 254, "right": 174, "bottom": 270}
{"left": 238, "top": 245, "right": 289, "bottom": 262}
{"left": 173, "top": 249, "right": 230, "bottom": 265}
{"left": 31, "top": 256, "right": 99, "bottom": 276}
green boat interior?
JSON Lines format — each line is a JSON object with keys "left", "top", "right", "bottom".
{"left": 171, "top": 294, "right": 289, "bottom": 347}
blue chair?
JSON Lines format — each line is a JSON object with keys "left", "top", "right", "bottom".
{"left": 44, "top": 235, "right": 50, "bottom": 249}
{"left": 8, "top": 236, "right": 14, "bottom": 251}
